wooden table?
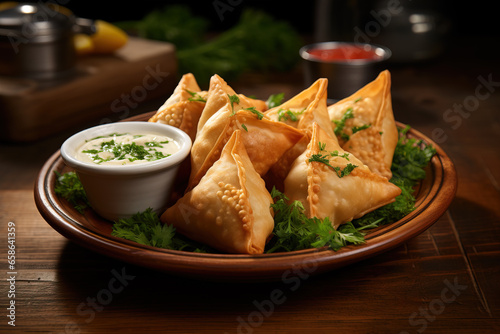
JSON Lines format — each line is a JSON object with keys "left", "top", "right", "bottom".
{"left": 1, "top": 36, "right": 499, "bottom": 333}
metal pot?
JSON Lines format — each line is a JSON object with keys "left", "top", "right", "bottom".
{"left": 0, "top": 3, "right": 94, "bottom": 80}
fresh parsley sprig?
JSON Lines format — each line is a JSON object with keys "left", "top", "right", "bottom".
{"left": 54, "top": 171, "right": 90, "bottom": 214}
{"left": 266, "top": 188, "right": 365, "bottom": 253}
{"left": 112, "top": 208, "right": 211, "bottom": 252}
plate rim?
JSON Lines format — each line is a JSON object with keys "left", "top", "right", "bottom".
{"left": 34, "top": 117, "right": 458, "bottom": 282}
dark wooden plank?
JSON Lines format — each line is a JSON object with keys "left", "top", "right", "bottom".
{"left": 3, "top": 189, "right": 498, "bottom": 333}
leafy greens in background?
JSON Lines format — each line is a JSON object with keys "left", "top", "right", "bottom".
{"left": 116, "top": 5, "right": 303, "bottom": 85}
{"left": 54, "top": 126, "right": 436, "bottom": 254}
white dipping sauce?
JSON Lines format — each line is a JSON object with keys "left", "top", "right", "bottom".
{"left": 76, "top": 133, "right": 179, "bottom": 166}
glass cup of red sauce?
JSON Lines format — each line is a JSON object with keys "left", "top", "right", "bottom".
{"left": 300, "top": 42, "right": 391, "bottom": 101}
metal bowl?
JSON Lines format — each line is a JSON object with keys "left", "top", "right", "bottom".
{"left": 300, "top": 42, "right": 391, "bottom": 101}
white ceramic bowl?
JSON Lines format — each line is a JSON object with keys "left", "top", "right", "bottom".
{"left": 60, "top": 121, "right": 192, "bottom": 221}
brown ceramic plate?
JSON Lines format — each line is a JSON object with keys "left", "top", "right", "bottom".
{"left": 34, "top": 113, "right": 457, "bottom": 282}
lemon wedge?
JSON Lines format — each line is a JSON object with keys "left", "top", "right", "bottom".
{"left": 74, "top": 34, "right": 94, "bottom": 55}
{"left": 90, "top": 20, "right": 128, "bottom": 54}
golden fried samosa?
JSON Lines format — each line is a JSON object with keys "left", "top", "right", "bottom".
{"left": 284, "top": 123, "right": 401, "bottom": 229}
{"left": 161, "top": 130, "right": 274, "bottom": 254}
{"left": 190, "top": 75, "right": 282, "bottom": 187}
{"left": 148, "top": 73, "right": 207, "bottom": 141}
{"left": 196, "top": 74, "right": 267, "bottom": 133}
{"left": 263, "top": 78, "right": 337, "bottom": 190}
{"left": 188, "top": 110, "right": 304, "bottom": 190}
{"left": 265, "top": 78, "right": 335, "bottom": 139}
{"left": 328, "top": 70, "right": 398, "bottom": 179}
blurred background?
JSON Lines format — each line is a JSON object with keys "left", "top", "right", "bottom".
{"left": 64, "top": 0, "right": 493, "bottom": 39}
{"left": 0, "top": 0, "right": 497, "bottom": 142}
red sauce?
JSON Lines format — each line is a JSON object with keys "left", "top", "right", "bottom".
{"left": 307, "top": 45, "right": 383, "bottom": 62}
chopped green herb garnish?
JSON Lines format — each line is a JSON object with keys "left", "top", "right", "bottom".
{"left": 145, "top": 141, "right": 164, "bottom": 148}
{"left": 266, "top": 92, "right": 285, "bottom": 109}
{"left": 352, "top": 123, "right": 371, "bottom": 134}
{"left": 309, "top": 143, "right": 357, "bottom": 178}
{"left": 308, "top": 153, "right": 336, "bottom": 169}
{"left": 241, "top": 124, "right": 248, "bottom": 132}
{"left": 244, "top": 106, "right": 264, "bottom": 120}
{"left": 333, "top": 107, "right": 354, "bottom": 141}
{"left": 228, "top": 94, "right": 240, "bottom": 115}
{"left": 186, "top": 89, "right": 207, "bottom": 102}
{"left": 277, "top": 108, "right": 304, "bottom": 122}
{"left": 82, "top": 137, "right": 171, "bottom": 164}
{"left": 330, "top": 150, "right": 350, "bottom": 160}
{"left": 332, "top": 163, "right": 358, "bottom": 178}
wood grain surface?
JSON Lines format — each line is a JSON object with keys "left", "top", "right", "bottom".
{"left": 1, "top": 35, "right": 499, "bottom": 333}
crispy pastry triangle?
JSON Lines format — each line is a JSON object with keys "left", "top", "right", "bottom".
{"left": 284, "top": 123, "right": 401, "bottom": 229}
{"left": 161, "top": 130, "right": 274, "bottom": 254}
{"left": 328, "top": 70, "right": 398, "bottom": 179}
{"left": 148, "top": 73, "right": 207, "bottom": 141}
{"left": 188, "top": 110, "right": 304, "bottom": 190}
{"left": 190, "top": 75, "right": 281, "bottom": 187}
{"left": 263, "top": 78, "right": 338, "bottom": 190}
{"left": 265, "top": 78, "right": 335, "bottom": 139}
{"left": 196, "top": 74, "right": 267, "bottom": 133}
{"left": 149, "top": 73, "right": 266, "bottom": 143}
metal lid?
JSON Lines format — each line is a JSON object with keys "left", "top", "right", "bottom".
{"left": 0, "top": 3, "right": 73, "bottom": 42}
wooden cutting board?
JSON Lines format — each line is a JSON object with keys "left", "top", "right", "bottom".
{"left": 0, "top": 37, "right": 177, "bottom": 142}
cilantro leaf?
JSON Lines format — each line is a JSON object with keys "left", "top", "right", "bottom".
{"left": 277, "top": 108, "right": 305, "bottom": 122}
{"left": 244, "top": 107, "right": 264, "bottom": 120}
{"left": 332, "top": 163, "right": 358, "bottom": 178}
{"left": 308, "top": 153, "right": 335, "bottom": 169}
{"left": 352, "top": 123, "right": 371, "bottom": 134}
{"left": 308, "top": 144, "right": 357, "bottom": 178}
{"left": 266, "top": 188, "right": 365, "bottom": 253}
{"left": 185, "top": 89, "right": 207, "bottom": 102}
{"left": 228, "top": 94, "right": 240, "bottom": 115}
{"left": 333, "top": 107, "right": 354, "bottom": 141}
{"left": 266, "top": 93, "right": 284, "bottom": 109}
{"left": 112, "top": 208, "right": 212, "bottom": 253}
